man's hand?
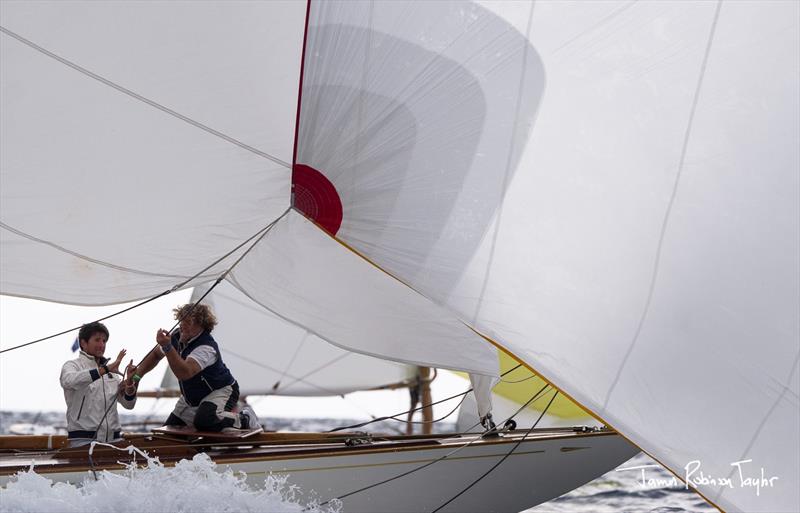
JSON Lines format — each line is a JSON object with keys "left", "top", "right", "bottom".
{"left": 123, "top": 359, "right": 137, "bottom": 388}
{"left": 156, "top": 329, "right": 172, "bottom": 348}
{"left": 108, "top": 349, "right": 126, "bottom": 375}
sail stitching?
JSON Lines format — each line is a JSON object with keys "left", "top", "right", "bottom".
{"left": 471, "top": 0, "right": 536, "bottom": 324}
{"left": 716, "top": 349, "right": 800, "bottom": 502}
{"left": 0, "top": 221, "right": 211, "bottom": 281}
{"left": 601, "top": 0, "right": 724, "bottom": 410}
{"left": 0, "top": 25, "right": 290, "bottom": 168}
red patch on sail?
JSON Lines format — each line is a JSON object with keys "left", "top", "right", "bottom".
{"left": 292, "top": 164, "right": 343, "bottom": 236}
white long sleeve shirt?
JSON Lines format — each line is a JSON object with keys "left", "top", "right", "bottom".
{"left": 60, "top": 350, "right": 137, "bottom": 442}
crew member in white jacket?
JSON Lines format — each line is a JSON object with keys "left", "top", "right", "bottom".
{"left": 60, "top": 321, "right": 137, "bottom": 447}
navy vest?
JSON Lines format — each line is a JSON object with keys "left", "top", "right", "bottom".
{"left": 172, "top": 331, "right": 236, "bottom": 406}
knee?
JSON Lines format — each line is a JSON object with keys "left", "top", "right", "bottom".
{"left": 194, "top": 402, "right": 218, "bottom": 431}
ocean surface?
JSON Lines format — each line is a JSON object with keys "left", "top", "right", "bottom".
{"left": 0, "top": 411, "right": 715, "bottom": 513}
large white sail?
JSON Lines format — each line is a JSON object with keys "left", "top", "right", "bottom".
{"left": 292, "top": 2, "right": 799, "bottom": 512}
{"left": 0, "top": 1, "right": 301, "bottom": 303}
{"left": 1, "top": 2, "right": 797, "bottom": 512}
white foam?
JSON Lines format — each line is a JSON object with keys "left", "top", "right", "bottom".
{"left": 0, "top": 453, "right": 342, "bottom": 513}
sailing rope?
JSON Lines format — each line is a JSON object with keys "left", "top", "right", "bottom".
{"left": 326, "top": 364, "right": 523, "bottom": 432}
{"left": 312, "top": 384, "right": 552, "bottom": 510}
{"left": 430, "top": 390, "right": 560, "bottom": 513}
{"left": 0, "top": 208, "right": 290, "bottom": 355}
{"left": 73, "top": 209, "right": 290, "bottom": 447}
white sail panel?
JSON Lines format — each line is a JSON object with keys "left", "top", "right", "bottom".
{"left": 159, "top": 282, "right": 416, "bottom": 396}
{"left": 297, "top": 0, "right": 543, "bottom": 303}
{"left": 0, "top": 1, "right": 305, "bottom": 304}
{"left": 231, "top": 210, "right": 498, "bottom": 377}
{"left": 297, "top": 2, "right": 799, "bottom": 512}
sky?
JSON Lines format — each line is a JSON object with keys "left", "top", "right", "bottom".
{"left": 0, "top": 293, "right": 469, "bottom": 422}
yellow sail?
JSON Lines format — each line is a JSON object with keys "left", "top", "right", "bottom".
{"left": 456, "top": 349, "right": 591, "bottom": 421}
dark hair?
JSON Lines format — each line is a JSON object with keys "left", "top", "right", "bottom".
{"left": 78, "top": 321, "right": 109, "bottom": 345}
{"left": 173, "top": 303, "right": 217, "bottom": 333}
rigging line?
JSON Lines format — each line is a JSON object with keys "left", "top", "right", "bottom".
{"left": 327, "top": 364, "right": 524, "bottom": 432}
{"left": 135, "top": 206, "right": 290, "bottom": 372}
{"left": 155, "top": 209, "right": 289, "bottom": 356}
{"left": 327, "top": 387, "right": 473, "bottom": 432}
{"left": 211, "top": 289, "right": 386, "bottom": 397}
{"left": 223, "top": 347, "right": 346, "bottom": 397}
{"left": 0, "top": 26, "right": 289, "bottom": 169}
{"left": 0, "top": 209, "right": 290, "bottom": 355}
{"left": 431, "top": 390, "right": 559, "bottom": 513}
{"left": 602, "top": 0, "right": 723, "bottom": 411}
{"left": 279, "top": 353, "right": 351, "bottom": 391}
{"left": 0, "top": 222, "right": 211, "bottom": 281}
{"left": 496, "top": 374, "right": 538, "bottom": 384}
{"left": 0, "top": 292, "right": 172, "bottom": 354}
{"left": 313, "top": 421, "right": 486, "bottom": 510}
{"left": 393, "top": 391, "right": 468, "bottom": 426}
{"left": 274, "top": 332, "right": 310, "bottom": 389}
{"left": 316, "top": 386, "right": 551, "bottom": 510}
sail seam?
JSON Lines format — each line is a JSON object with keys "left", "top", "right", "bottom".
{"left": 602, "top": 0, "right": 724, "bottom": 410}
{"left": 716, "top": 349, "right": 800, "bottom": 503}
{"left": 471, "top": 0, "right": 536, "bottom": 324}
{"left": 0, "top": 25, "right": 290, "bottom": 168}
{"left": 0, "top": 221, "right": 209, "bottom": 280}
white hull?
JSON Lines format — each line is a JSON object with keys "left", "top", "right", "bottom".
{"left": 1, "top": 429, "right": 638, "bottom": 512}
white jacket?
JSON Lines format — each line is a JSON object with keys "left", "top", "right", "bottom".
{"left": 60, "top": 350, "right": 137, "bottom": 442}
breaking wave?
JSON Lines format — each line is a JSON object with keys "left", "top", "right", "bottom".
{"left": 0, "top": 452, "right": 341, "bottom": 513}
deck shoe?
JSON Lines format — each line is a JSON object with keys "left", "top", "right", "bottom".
{"left": 239, "top": 404, "right": 259, "bottom": 430}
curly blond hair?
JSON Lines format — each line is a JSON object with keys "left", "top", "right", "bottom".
{"left": 173, "top": 303, "right": 218, "bottom": 333}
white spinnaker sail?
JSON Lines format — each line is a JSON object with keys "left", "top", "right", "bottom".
{"left": 159, "top": 281, "right": 416, "bottom": 397}
{"left": 0, "top": 1, "right": 498, "bottom": 377}
{"left": 0, "top": 1, "right": 300, "bottom": 303}
{"left": 294, "top": 2, "right": 799, "bottom": 512}
{"left": 0, "top": 2, "right": 797, "bottom": 512}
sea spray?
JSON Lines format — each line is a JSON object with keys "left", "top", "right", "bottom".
{"left": 0, "top": 453, "right": 341, "bottom": 513}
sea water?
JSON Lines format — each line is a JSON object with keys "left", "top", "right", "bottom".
{"left": 0, "top": 411, "right": 715, "bottom": 513}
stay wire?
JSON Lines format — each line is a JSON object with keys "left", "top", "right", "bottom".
{"left": 0, "top": 208, "right": 290, "bottom": 355}
{"left": 133, "top": 208, "right": 290, "bottom": 369}
{"left": 399, "top": 392, "right": 468, "bottom": 425}
{"left": 85, "top": 209, "right": 288, "bottom": 449}
{"left": 326, "top": 364, "right": 522, "bottom": 432}
{"left": 430, "top": 390, "right": 560, "bottom": 513}
{"left": 314, "top": 384, "right": 553, "bottom": 509}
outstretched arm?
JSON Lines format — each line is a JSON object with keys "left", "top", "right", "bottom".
{"left": 133, "top": 343, "right": 165, "bottom": 378}
{"left": 156, "top": 329, "right": 201, "bottom": 380}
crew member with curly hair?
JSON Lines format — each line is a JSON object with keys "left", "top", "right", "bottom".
{"left": 133, "top": 304, "right": 257, "bottom": 432}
